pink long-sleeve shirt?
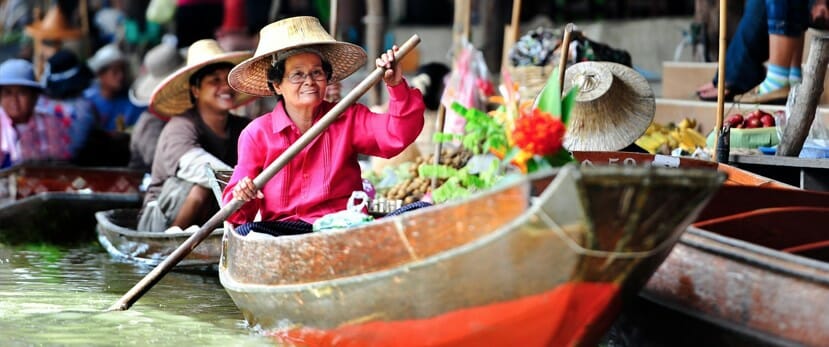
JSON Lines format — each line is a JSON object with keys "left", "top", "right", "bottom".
{"left": 223, "top": 80, "right": 425, "bottom": 225}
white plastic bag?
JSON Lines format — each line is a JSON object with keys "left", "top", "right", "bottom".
{"left": 312, "top": 191, "right": 374, "bottom": 232}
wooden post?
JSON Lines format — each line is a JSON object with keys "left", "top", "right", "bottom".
{"left": 777, "top": 31, "right": 829, "bottom": 157}
{"left": 501, "top": 0, "right": 522, "bottom": 71}
{"left": 480, "top": 0, "right": 505, "bottom": 73}
{"left": 430, "top": 104, "right": 447, "bottom": 191}
{"left": 330, "top": 0, "right": 338, "bottom": 39}
{"left": 557, "top": 24, "right": 574, "bottom": 92}
{"left": 510, "top": 0, "right": 521, "bottom": 45}
{"left": 365, "top": 0, "right": 384, "bottom": 107}
{"left": 452, "top": 0, "right": 471, "bottom": 51}
{"left": 713, "top": 0, "right": 728, "bottom": 163}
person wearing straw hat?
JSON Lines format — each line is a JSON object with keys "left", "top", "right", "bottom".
{"left": 85, "top": 43, "right": 146, "bottom": 132}
{"left": 0, "top": 59, "right": 72, "bottom": 168}
{"left": 222, "top": 16, "right": 425, "bottom": 236}
{"left": 127, "top": 35, "right": 183, "bottom": 172}
{"left": 138, "top": 39, "right": 253, "bottom": 233}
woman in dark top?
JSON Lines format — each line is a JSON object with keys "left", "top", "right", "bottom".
{"left": 138, "top": 39, "right": 254, "bottom": 232}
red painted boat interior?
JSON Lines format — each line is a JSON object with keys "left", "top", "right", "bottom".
{"left": 695, "top": 207, "right": 829, "bottom": 261}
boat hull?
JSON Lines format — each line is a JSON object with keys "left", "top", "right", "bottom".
{"left": 95, "top": 208, "right": 223, "bottom": 267}
{"left": 641, "top": 201, "right": 829, "bottom": 346}
{"left": 220, "top": 165, "right": 725, "bottom": 346}
{"left": 0, "top": 165, "right": 143, "bottom": 244}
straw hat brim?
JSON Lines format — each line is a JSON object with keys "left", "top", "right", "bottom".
{"left": 228, "top": 42, "right": 367, "bottom": 97}
{"left": 562, "top": 62, "right": 655, "bottom": 152}
{"left": 150, "top": 51, "right": 254, "bottom": 118}
{"left": 25, "top": 25, "right": 82, "bottom": 40}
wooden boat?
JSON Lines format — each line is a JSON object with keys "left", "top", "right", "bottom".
{"left": 94, "top": 208, "right": 223, "bottom": 267}
{"left": 573, "top": 151, "right": 829, "bottom": 345}
{"left": 0, "top": 164, "right": 143, "bottom": 244}
{"left": 219, "top": 164, "right": 725, "bottom": 346}
{"left": 637, "top": 187, "right": 829, "bottom": 346}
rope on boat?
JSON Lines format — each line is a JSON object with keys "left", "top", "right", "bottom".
{"left": 534, "top": 207, "right": 674, "bottom": 259}
{"left": 394, "top": 218, "right": 419, "bottom": 260}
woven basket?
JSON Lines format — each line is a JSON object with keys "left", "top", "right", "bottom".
{"left": 505, "top": 64, "right": 554, "bottom": 101}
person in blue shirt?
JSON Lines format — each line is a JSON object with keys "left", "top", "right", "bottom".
{"left": 84, "top": 43, "right": 146, "bottom": 132}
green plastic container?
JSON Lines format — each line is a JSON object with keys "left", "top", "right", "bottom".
{"left": 706, "top": 127, "right": 779, "bottom": 149}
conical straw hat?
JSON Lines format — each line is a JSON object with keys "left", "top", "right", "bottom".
{"left": 150, "top": 39, "right": 253, "bottom": 118}
{"left": 25, "top": 5, "right": 82, "bottom": 40}
{"left": 562, "top": 62, "right": 654, "bottom": 151}
{"left": 228, "top": 16, "right": 367, "bottom": 97}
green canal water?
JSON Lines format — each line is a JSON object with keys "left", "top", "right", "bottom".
{"left": 0, "top": 243, "right": 273, "bottom": 346}
{"left": 0, "top": 242, "right": 773, "bottom": 347}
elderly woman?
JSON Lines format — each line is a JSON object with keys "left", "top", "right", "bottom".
{"left": 0, "top": 59, "right": 72, "bottom": 168}
{"left": 138, "top": 39, "right": 253, "bottom": 232}
{"left": 223, "top": 16, "right": 425, "bottom": 235}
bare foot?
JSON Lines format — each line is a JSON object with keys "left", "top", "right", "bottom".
{"left": 696, "top": 81, "right": 715, "bottom": 94}
{"left": 697, "top": 85, "right": 731, "bottom": 101}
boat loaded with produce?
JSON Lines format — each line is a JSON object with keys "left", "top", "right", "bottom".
{"left": 218, "top": 47, "right": 727, "bottom": 345}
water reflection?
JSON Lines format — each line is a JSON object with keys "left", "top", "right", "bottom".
{"left": 0, "top": 244, "right": 273, "bottom": 346}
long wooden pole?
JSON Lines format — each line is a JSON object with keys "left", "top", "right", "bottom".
{"left": 108, "top": 34, "right": 422, "bottom": 312}
{"left": 558, "top": 23, "right": 575, "bottom": 93}
{"left": 714, "top": 0, "right": 728, "bottom": 163}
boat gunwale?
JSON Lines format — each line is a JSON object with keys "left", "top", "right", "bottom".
{"left": 0, "top": 191, "right": 141, "bottom": 211}
{"left": 94, "top": 209, "right": 224, "bottom": 238}
{"left": 681, "top": 226, "right": 829, "bottom": 284}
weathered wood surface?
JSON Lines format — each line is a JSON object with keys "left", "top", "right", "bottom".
{"left": 778, "top": 31, "right": 829, "bottom": 156}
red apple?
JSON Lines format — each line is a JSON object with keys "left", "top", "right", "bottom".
{"left": 746, "top": 110, "right": 761, "bottom": 122}
{"left": 760, "top": 114, "right": 775, "bottom": 127}
{"left": 746, "top": 118, "right": 762, "bottom": 128}
{"left": 726, "top": 114, "right": 744, "bottom": 128}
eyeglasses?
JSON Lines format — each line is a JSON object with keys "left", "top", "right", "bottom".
{"left": 286, "top": 69, "right": 327, "bottom": 84}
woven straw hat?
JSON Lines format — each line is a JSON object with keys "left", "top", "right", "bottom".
{"left": 150, "top": 39, "right": 253, "bottom": 118}
{"left": 561, "top": 61, "right": 654, "bottom": 151}
{"left": 228, "top": 16, "right": 367, "bottom": 97}
{"left": 25, "top": 6, "right": 82, "bottom": 40}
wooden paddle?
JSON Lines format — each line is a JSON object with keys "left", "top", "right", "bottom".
{"left": 108, "top": 34, "right": 422, "bottom": 311}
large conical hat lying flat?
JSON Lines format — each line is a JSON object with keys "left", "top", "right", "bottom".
{"left": 562, "top": 62, "right": 655, "bottom": 151}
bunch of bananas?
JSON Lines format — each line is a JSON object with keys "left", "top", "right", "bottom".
{"left": 635, "top": 118, "right": 707, "bottom": 154}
